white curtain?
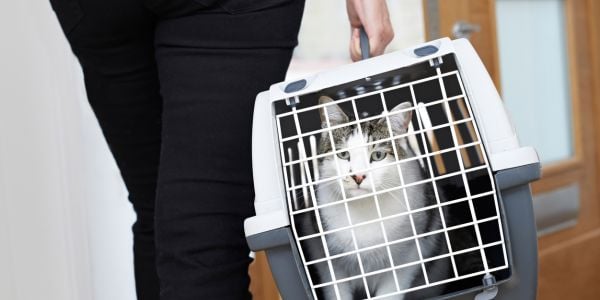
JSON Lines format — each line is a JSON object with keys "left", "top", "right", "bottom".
{"left": 0, "top": 1, "right": 136, "bottom": 299}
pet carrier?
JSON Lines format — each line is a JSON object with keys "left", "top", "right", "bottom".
{"left": 244, "top": 37, "right": 540, "bottom": 300}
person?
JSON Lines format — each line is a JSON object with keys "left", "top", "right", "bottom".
{"left": 48, "top": 0, "right": 393, "bottom": 299}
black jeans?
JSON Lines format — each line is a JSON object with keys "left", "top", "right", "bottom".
{"left": 49, "top": 0, "right": 304, "bottom": 299}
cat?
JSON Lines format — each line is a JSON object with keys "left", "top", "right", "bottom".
{"left": 304, "top": 96, "right": 449, "bottom": 300}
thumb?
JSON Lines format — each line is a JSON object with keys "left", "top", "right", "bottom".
{"left": 350, "top": 27, "right": 362, "bottom": 61}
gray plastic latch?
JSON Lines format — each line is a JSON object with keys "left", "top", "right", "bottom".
{"left": 284, "top": 79, "right": 307, "bottom": 93}
{"left": 474, "top": 274, "right": 498, "bottom": 300}
{"left": 414, "top": 45, "right": 439, "bottom": 57}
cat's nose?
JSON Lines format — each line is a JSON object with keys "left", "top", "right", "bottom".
{"left": 351, "top": 174, "right": 366, "bottom": 185}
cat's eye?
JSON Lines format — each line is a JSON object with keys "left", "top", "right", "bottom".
{"left": 337, "top": 151, "right": 350, "bottom": 160}
{"left": 370, "top": 150, "right": 387, "bottom": 162}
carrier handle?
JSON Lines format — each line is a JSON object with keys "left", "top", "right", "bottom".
{"left": 359, "top": 26, "right": 370, "bottom": 60}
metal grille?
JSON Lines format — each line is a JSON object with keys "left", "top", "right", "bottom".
{"left": 274, "top": 54, "right": 508, "bottom": 299}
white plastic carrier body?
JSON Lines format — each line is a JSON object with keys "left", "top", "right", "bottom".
{"left": 245, "top": 38, "right": 538, "bottom": 237}
{"left": 244, "top": 38, "right": 540, "bottom": 300}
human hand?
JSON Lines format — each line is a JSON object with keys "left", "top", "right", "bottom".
{"left": 346, "top": 0, "right": 394, "bottom": 61}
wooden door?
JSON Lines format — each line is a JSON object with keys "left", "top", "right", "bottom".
{"left": 425, "top": 0, "right": 600, "bottom": 298}
{"left": 249, "top": 251, "right": 279, "bottom": 300}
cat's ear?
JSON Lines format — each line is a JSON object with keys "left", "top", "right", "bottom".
{"left": 386, "top": 102, "right": 413, "bottom": 134}
{"left": 319, "top": 96, "right": 348, "bottom": 127}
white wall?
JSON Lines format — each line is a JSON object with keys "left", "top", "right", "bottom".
{"left": 294, "top": 0, "right": 424, "bottom": 60}
{"left": 0, "top": 1, "right": 136, "bottom": 300}
{"left": 288, "top": 0, "right": 425, "bottom": 79}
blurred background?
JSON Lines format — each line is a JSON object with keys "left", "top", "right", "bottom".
{"left": 1, "top": 0, "right": 599, "bottom": 299}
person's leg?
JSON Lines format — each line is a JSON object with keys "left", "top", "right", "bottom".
{"left": 152, "top": 1, "right": 305, "bottom": 299}
{"left": 49, "top": 1, "right": 161, "bottom": 298}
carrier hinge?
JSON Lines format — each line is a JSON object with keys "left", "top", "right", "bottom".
{"left": 429, "top": 56, "right": 444, "bottom": 68}
{"left": 474, "top": 273, "right": 498, "bottom": 300}
{"left": 285, "top": 96, "right": 300, "bottom": 108}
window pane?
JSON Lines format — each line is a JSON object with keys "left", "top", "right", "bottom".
{"left": 496, "top": 0, "right": 573, "bottom": 163}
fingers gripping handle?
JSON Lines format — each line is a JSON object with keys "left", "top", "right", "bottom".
{"left": 359, "top": 27, "right": 370, "bottom": 60}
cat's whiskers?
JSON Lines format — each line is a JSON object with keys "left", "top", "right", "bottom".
{"left": 311, "top": 179, "right": 338, "bottom": 193}
{"left": 295, "top": 180, "right": 340, "bottom": 208}
{"left": 376, "top": 181, "right": 409, "bottom": 206}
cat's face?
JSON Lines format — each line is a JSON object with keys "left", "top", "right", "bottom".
{"left": 317, "top": 96, "right": 413, "bottom": 199}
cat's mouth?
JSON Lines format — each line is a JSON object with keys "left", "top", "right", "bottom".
{"left": 346, "top": 187, "right": 371, "bottom": 197}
